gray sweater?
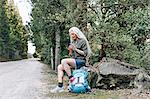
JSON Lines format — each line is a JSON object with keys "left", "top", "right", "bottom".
{"left": 71, "top": 38, "right": 88, "bottom": 60}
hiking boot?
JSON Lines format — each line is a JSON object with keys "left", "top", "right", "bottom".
{"left": 50, "top": 86, "right": 64, "bottom": 93}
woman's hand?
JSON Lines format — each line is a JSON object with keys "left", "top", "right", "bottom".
{"left": 68, "top": 45, "right": 73, "bottom": 50}
{"left": 68, "top": 44, "right": 85, "bottom": 56}
{"left": 68, "top": 44, "right": 75, "bottom": 56}
{"left": 71, "top": 44, "right": 85, "bottom": 56}
{"left": 70, "top": 44, "right": 77, "bottom": 50}
{"left": 68, "top": 44, "right": 76, "bottom": 51}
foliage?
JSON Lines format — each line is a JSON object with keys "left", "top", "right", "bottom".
{"left": 0, "top": 0, "right": 10, "bottom": 59}
{"left": 30, "top": 0, "right": 88, "bottom": 68}
{"left": 87, "top": 0, "right": 150, "bottom": 67}
{"left": 0, "top": 0, "right": 28, "bottom": 61}
{"left": 30, "top": 0, "right": 64, "bottom": 67}
{"left": 30, "top": 0, "right": 150, "bottom": 69}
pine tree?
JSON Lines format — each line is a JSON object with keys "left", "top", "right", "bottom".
{"left": 0, "top": 0, "right": 11, "bottom": 59}
{"left": 0, "top": 0, "right": 28, "bottom": 61}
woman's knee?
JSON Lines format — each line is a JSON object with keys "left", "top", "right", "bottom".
{"left": 61, "top": 59, "right": 68, "bottom": 65}
{"left": 57, "top": 64, "right": 63, "bottom": 70}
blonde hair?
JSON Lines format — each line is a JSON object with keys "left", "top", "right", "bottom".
{"left": 69, "top": 27, "right": 92, "bottom": 56}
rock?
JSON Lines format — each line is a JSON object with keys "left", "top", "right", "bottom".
{"left": 87, "top": 57, "right": 150, "bottom": 92}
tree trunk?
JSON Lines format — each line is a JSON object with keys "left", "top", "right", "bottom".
{"left": 51, "top": 47, "right": 54, "bottom": 70}
{"left": 55, "top": 28, "right": 61, "bottom": 70}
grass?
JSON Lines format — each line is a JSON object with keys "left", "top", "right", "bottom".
{"left": 42, "top": 64, "right": 150, "bottom": 99}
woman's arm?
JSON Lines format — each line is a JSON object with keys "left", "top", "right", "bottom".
{"left": 70, "top": 44, "right": 85, "bottom": 55}
{"left": 75, "top": 48, "right": 85, "bottom": 56}
{"left": 71, "top": 39, "right": 87, "bottom": 56}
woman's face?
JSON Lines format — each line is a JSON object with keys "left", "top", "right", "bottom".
{"left": 70, "top": 32, "right": 78, "bottom": 40}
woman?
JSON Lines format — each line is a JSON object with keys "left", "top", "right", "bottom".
{"left": 50, "top": 27, "right": 92, "bottom": 93}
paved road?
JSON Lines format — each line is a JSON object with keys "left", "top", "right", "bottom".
{"left": 0, "top": 59, "right": 45, "bottom": 99}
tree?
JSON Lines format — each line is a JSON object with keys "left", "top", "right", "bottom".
{"left": 87, "top": 0, "right": 150, "bottom": 67}
{"left": 0, "top": 0, "right": 28, "bottom": 61}
{"left": 0, "top": 0, "right": 11, "bottom": 59}
{"left": 30, "top": 0, "right": 89, "bottom": 70}
{"left": 30, "top": 0, "right": 150, "bottom": 69}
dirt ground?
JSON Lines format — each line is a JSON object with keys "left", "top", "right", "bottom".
{"left": 42, "top": 63, "right": 150, "bottom": 99}
{"left": 0, "top": 59, "right": 149, "bottom": 99}
{"left": 0, "top": 59, "right": 44, "bottom": 99}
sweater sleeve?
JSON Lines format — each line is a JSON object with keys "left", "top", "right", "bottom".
{"left": 79, "top": 39, "right": 88, "bottom": 56}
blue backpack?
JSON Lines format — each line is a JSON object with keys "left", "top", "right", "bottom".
{"left": 68, "top": 68, "right": 91, "bottom": 93}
